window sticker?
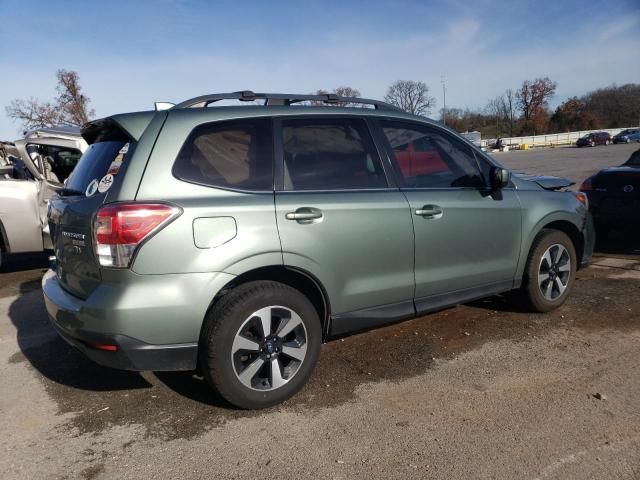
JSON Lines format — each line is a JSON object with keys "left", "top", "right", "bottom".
{"left": 107, "top": 158, "right": 123, "bottom": 175}
{"left": 97, "top": 174, "right": 114, "bottom": 193}
{"left": 107, "top": 142, "right": 129, "bottom": 175}
{"left": 85, "top": 179, "right": 99, "bottom": 197}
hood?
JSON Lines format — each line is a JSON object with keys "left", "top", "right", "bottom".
{"left": 514, "top": 173, "right": 575, "bottom": 190}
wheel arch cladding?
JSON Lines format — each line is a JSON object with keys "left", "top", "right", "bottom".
{"left": 201, "top": 265, "right": 330, "bottom": 345}
{"left": 538, "top": 220, "right": 584, "bottom": 267}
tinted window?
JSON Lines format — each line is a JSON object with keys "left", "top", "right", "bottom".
{"left": 380, "top": 121, "right": 485, "bottom": 188}
{"left": 282, "top": 118, "right": 386, "bottom": 191}
{"left": 174, "top": 119, "right": 273, "bottom": 191}
{"left": 66, "top": 141, "right": 130, "bottom": 193}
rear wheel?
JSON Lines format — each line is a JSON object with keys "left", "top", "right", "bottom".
{"left": 200, "top": 281, "right": 321, "bottom": 409}
{"left": 522, "top": 230, "right": 576, "bottom": 312}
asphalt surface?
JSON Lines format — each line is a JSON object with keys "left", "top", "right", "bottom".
{"left": 1, "top": 144, "right": 639, "bottom": 479}
{"left": 495, "top": 142, "right": 640, "bottom": 188}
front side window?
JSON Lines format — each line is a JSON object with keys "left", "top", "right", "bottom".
{"left": 282, "top": 118, "right": 387, "bottom": 191}
{"left": 174, "top": 118, "right": 273, "bottom": 191}
{"left": 380, "top": 120, "right": 485, "bottom": 189}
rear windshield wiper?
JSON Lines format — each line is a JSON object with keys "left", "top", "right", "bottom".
{"left": 57, "top": 187, "right": 84, "bottom": 196}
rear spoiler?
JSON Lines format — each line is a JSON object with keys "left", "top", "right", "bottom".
{"left": 81, "top": 111, "right": 157, "bottom": 145}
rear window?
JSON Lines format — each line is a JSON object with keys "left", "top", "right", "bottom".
{"left": 65, "top": 141, "right": 131, "bottom": 194}
{"left": 173, "top": 118, "right": 273, "bottom": 191}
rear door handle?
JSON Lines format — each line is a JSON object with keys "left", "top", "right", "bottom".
{"left": 415, "top": 205, "right": 443, "bottom": 219}
{"left": 285, "top": 207, "right": 323, "bottom": 223}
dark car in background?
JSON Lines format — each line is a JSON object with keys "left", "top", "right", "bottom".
{"left": 576, "top": 131, "right": 611, "bottom": 147}
{"left": 612, "top": 128, "right": 640, "bottom": 144}
{"left": 581, "top": 148, "right": 640, "bottom": 239}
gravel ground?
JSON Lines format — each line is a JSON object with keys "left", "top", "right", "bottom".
{"left": 0, "top": 144, "right": 639, "bottom": 479}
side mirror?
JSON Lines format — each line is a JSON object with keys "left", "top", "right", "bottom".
{"left": 490, "top": 166, "right": 511, "bottom": 190}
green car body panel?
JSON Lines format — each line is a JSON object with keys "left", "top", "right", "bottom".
{"left": 42, "top": 97, "right": 594, "bottom": 374}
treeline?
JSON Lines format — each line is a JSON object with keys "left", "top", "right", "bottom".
{"left": 444, "top": 82, "right": 640, "bottom": 138}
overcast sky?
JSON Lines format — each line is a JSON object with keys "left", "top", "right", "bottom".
{"left": 0, "top": 0, "right": 638, "bottom": 137}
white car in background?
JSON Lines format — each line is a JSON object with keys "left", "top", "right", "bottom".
{"left": 0, "top": 126, "right": 87, "bottom": 269}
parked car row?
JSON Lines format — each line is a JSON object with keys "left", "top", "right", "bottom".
{"left": 576, "top": 129, "right": 640, "bottom": 147}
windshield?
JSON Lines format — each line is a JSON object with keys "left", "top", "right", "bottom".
{"left": 65, "top": 141, "right": 131, "bottom": 194}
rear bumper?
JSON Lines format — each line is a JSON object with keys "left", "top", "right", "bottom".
{"left": 49, "top": 319, "right": 198, "bottom": 371}
{"left": 42, "top": 268, "right": 235, "bottom": 371}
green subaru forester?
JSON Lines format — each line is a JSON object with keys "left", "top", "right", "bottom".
{"left": 43, "top": 91, "right": 594, "bottom": 409}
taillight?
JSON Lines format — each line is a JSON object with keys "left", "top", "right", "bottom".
{"left": 579, "top": 177, "right": 593, "bottom": 191}
{"left": 94, "top": 203, "right": 181, "bottom": 268}
{"left": 573, "top": 192, "right": 588, "bottom": 209}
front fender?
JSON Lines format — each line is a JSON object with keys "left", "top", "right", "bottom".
{"left": 515, "top": 190, "right": 588, "bottom": 282}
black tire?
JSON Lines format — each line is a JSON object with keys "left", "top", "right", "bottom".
{"left": 199, "top": 280, "right": 321, "bottom": 409}
{"left": 521, "top": 229, "right": 577, "bottom": 313}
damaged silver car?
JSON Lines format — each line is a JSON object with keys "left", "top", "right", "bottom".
{"left": 0, "top": 126, "right": 87, "bottom": 269}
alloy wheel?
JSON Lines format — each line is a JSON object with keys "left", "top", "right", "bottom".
{"left": 231, "top": 306, "right": 308, "bottom": 391}
{"left": 538, "top": 243, "right": 571, "bottom": 301}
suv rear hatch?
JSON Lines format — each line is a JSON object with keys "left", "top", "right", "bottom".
{"left": 48, "top": 113, "right": 155, "bottom": 299}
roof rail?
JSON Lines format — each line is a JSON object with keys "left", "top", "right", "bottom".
{"left": 172, "top": 91, "right": 401, "bottom": 111}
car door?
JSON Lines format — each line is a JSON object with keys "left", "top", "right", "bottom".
{"left": 273, "top": 116, "right": 415, "bottom": 331}
{"left": 374, "top": 119, "right": 522, "bottom": 312}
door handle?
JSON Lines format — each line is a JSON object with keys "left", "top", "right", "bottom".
{"left": 285, "top": 207, "right": 323, "bottom": 223}
{"left": 415, "top": 205, "right": 443, "bottom": 219}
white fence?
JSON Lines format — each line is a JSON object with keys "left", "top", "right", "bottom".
{"left": 481, "top": 127, "right": 634, "bottom": 148}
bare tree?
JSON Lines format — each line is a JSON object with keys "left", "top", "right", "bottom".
{"left": 55, "top": 70, "right": 95, "bottom": 125}
{"left": 486, "top": 96, "right": 504, "bottom": 138}
{"left": 310, "top": 86, "right": 362, "bottom": 107}
{"left": 5, "top": 98, "right": 65, "bottom": 130}
{"left": 384, "top": 80, "right": 436, "bottom": 116}
{"left": 5, "top": 69, "right": 95, "bottom": 130}
{"left": 503, "top": 88, "right": 516, "bottom": 137}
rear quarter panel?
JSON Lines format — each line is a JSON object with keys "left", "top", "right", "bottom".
{"left": 131, "top": 109, "right": 282, "bottom": 275}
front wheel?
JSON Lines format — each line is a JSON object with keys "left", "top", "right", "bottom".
{"left": 200, "top": 281, "right": 321, "bottom": 409}
{"left": 522, "top": 230, "right": 577, "bottom": 312}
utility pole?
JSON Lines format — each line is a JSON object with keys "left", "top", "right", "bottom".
{"left": 441, "top": 75, "right": 447, "bottom": 126}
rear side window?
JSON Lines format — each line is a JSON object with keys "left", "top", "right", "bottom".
{"left": 282, "top": 118, "right": 387, "bottom": 191}
{"left": 173, "top": 118, "right": 273, "bottom": 191}
{"left": 380, "top": 120, "right": 485, "bottom": 189}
